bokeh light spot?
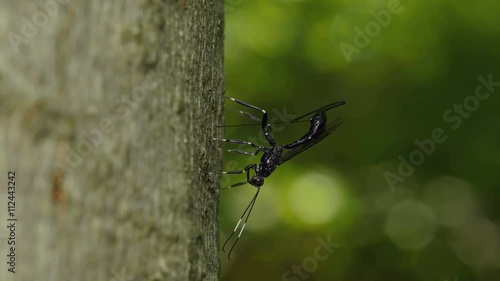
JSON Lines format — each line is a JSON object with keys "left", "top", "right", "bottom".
{"left": 423, "top": 176, "right": 477, "bottom": 227}
{"left": 385, "top": 200, "right": 437, "bottom": 250}
{"left": 449, "top": 215, "right": 500, "bottom": 271}
{"left": 287, "top": 172, "right": 344, "bottom": 225}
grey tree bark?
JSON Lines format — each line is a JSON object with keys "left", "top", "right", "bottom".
{"left": 0, "top": 1, "right": 223, "bottom": 281}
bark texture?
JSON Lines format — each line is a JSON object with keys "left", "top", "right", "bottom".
{"left": 0, "top": 1, "right": 223, "bottom": 280}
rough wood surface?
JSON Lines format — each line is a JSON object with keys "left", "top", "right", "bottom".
{"left": 0, "top": 1, "right": 223, "bottom": 280}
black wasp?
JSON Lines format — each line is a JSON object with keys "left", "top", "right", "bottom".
{"left": 213, "top": 96, "right": 345, "bottom": 260}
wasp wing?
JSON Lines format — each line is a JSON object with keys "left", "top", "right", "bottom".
{"left": 290, "top": 101, "right": 346, "bottom": 123}
{"left": 278, "top": 117, "right": 344, "bottom": 165}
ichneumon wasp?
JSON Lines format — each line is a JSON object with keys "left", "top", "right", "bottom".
{"left": 213, "top": 96, "right": 345, "bottom": 260}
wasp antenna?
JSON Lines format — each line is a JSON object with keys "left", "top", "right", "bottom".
{"left": 222, "top": 220, "right": 238, "bottom": 252}
{"left": 223, "top": 189, "right": 260, "bottom": 260}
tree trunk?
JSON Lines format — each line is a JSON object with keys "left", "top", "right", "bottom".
{"left": 0, "top": 1, "right": 223, "bottom": 280}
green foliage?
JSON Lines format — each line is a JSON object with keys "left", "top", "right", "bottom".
{"left": 221, "top": 1, "right": 500, "bottom": 280}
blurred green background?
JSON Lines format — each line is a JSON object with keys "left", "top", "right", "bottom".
{"left": 219, "top": 0, "right": 500, "bottom": 280}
